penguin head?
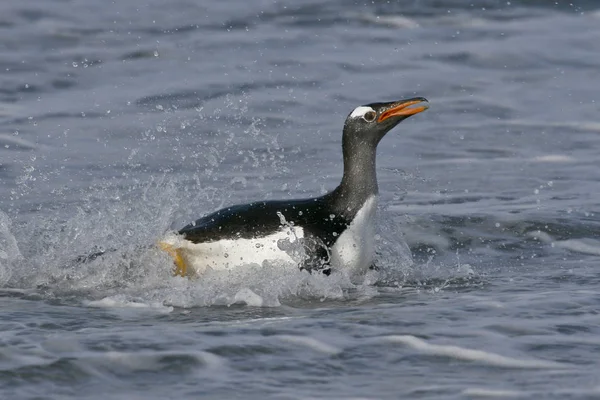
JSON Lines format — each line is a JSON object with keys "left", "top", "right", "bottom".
{"left": 343, "top": 97, "right": 429, "bottom": 147}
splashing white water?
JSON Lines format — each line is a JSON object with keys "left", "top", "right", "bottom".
{"left": 0, "top": 176, "right": 415, "bottom": 308}
{"left": 0, "top": 211, "right": 22, "bottom": 285}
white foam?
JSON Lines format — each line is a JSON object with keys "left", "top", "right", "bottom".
{"left": 553, "top": 238, "right": 600, "bottom": 255}
{"left": 85, "top": 295, "right": 174, "bottom": 314}
{"left": 158, "top": 260, "right": 361, "bottom": 308}
{"left": 383, "top": 335, "right": 565, "bottom": 369}
{"left": 527, "top": 231, "right": 600, "bottom": 256}
{"left": 0, "top": 212, "right": 21, "bottom": 285}
{"left": 361, "top": 14, "right": 420, "bottom": 29}
{"left": 361, "top": 12, "right": 499, "bottom": 30}
{"left": 233, "top": 288, "right": 264, "bottom": 306}
{"left": 462, "top": 388, "right": 525, "bottom": 398}
{"left": 275, "top": 335, "right": 342, "bottom": 355}
{"left": 464, "top": 386, "right": 600, "bottom": 398}
{"left": 530, "top": 154, "right": 574, "bottom": 163}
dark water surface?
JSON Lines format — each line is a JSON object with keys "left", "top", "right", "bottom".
{"left": 2, "top": 0, "right": 600, "bottom": 398}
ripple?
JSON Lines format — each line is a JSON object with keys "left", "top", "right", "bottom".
{"left": 382, "top": 335, "right": 567, "bottom": 369}
{"left": 274, "top": 335, "right": 342, "bottom": 355}
{"left": 0, "top": 133, "right": 37, "bottom": 151}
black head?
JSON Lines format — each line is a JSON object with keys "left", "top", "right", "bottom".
{"left": 343, "top": 97, "right": 429, "bottom": 147}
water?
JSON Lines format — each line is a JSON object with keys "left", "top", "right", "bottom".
{"left": 1, "top": 0, "right": 600, "bottom": 398}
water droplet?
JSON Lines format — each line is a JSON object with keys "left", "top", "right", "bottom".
{"left": 72, "top": 62, "right": 78, "bottom": 67}
{"left": 153, "top": 51, "right": 159, "bottom": 57}
{"left": 224, "top": 253, "right": 229, "bottom": 258}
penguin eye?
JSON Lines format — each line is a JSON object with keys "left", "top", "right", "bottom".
{"left": 363, "top": 111, "right": 376, "bottom": 122}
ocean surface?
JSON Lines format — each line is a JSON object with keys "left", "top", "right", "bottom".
{"left": 1, "top": 0, "right": 600, "bottom": 398}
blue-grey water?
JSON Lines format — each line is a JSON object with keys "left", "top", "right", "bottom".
{"left": 2, "top": 0, "right": 600, "bottom": 398}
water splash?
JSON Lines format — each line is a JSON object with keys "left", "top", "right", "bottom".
{"left": 0, "top": 171, "right": 398, "bottom": 308}
{"left": 0, "top": 211, "right": 22, "bottom": 285}
{"left": 0, "top": 170, "right": 469, "bottom": 308}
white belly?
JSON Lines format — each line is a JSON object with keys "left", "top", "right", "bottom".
{"left": 330, "top": 196, "right": 377, "bottom": 276}
{"left": 164, "top": 226, "right": 305, "bottom": 276}
{"left": 161, "top": 196, "right": 377, "bottom": 278}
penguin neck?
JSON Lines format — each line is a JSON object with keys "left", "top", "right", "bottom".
{"left": 332, "top": 133, "right": 379, "bottom": 216}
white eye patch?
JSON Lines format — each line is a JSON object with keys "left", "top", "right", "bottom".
{"left": 350, "top": 106, "right": 375, "bottom": 119}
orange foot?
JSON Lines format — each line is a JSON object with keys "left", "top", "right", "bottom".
{"left": 158, "top": 242, "right": 188, "bottom": 277}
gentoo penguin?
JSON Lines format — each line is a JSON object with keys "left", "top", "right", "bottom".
{"left": 160, "top": 97, "right": 429, "bottom": 278}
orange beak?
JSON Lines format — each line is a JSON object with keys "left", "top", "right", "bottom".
{"left": 378, "top": 98, "right": 429, "bottom": 123}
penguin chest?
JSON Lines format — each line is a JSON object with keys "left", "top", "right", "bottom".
{"left": 330, "top": 196, "right": 377, "bottom": 275}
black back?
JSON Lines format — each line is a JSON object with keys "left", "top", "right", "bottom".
{"left": 179, "top": 190, "right": 355, "bottom": 249}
